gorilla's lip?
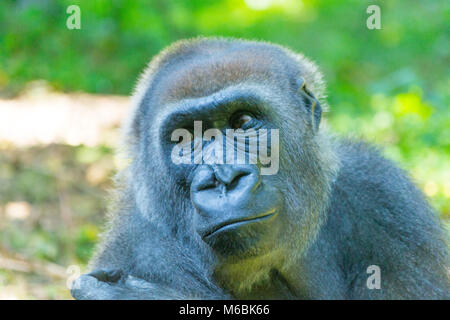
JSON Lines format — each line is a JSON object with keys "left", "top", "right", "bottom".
{"left": 202, "top": 211, "right": 277, "bottom": 239}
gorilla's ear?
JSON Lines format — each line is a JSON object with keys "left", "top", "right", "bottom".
{"left": 297, "top": 78, "right": 322, "bottom": 131}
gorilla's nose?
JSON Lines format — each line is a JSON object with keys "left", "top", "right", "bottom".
{"left": 190, "top": 164, "right": 280, "bottom": 242}
{"left": 214, "top": 165, "right": 252, "bottom": 189}
{"left": 191, "top": 164, "right": 258, "bottom": 193}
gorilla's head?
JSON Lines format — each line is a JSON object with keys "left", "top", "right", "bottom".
{"left": 123, "top": 38, "right": 339, "bottom": 289}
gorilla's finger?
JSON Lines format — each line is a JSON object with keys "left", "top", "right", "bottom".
{"left": 70, "top": 274, "right": 115, "bottom": 300}
{"left": 88, "top": 269, "right": 124, "bottom": 283}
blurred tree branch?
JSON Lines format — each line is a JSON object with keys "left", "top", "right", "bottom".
{"left": 0, "top": 248, "right": 67, "bottom": 280}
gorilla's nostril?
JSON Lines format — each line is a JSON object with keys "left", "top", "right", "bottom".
{"left": 213, "top": 166, "right": 250, "bottom": 189}
{"left": 196, "top": 176, "right": 217, "bottom": 191}
{"left": 191, "top": 165, "right": 257, "bottom": 195}
{"left": 191, "top": 166, "right": 217, "bottom": 192}
{"left": 226, "top": 172, "right": 248, "bottom": 190}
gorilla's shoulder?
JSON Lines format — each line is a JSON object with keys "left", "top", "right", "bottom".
{"left": 333, "top": 137, "right": 418, "bottom": 199}
{"left": 334, "top": 138, "right": 400, "bottom": 180}
{"left": 328, "top": 137, "right": 440, "bottom": 232}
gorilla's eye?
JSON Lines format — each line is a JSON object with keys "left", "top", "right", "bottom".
{"left": 231, "top": 113, "right": 255, "bottom": 129}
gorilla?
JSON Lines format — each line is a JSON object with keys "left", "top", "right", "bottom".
{"left": 71, "top": 37, "right": 449, "bottom": 299}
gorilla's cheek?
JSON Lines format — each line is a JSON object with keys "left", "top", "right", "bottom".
{"left": 190, "top": 164, "right": 284, "bottom": 258}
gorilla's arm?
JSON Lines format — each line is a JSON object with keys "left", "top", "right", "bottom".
{"left": 71, "top": 205, "right": 229, "bottom": 300}
{"left": 71, "top": 270, "right": 193, "bottom": 300}
{"left": 71, "top": 270, "right": 228, "bottom": 300}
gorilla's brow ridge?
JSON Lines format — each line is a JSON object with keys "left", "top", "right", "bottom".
{"left": 160, "top": 86, "right": 270, "bottom": 134}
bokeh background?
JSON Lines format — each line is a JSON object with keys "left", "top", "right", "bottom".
{"left": 0, "top": 0, "right": 448, "bottom": 299}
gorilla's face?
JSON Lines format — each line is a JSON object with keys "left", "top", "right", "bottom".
{"left": 157, "top": 86, "right": 287, "bottom": 260}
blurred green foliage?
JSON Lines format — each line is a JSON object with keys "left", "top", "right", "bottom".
{"left": 0, "top": 0, "right": 448, "bottom": 299}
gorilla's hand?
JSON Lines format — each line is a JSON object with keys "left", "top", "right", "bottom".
{"left": 71, "top": 269, "right": 188, "bottom": 300}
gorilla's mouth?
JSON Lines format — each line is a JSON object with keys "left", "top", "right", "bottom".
{"left": 202, "top": 211, "right": 277, "bottom": 240}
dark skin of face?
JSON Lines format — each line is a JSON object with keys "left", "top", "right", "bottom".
{"left": 163, "top": 90, "right": 284, "bottom": 256}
